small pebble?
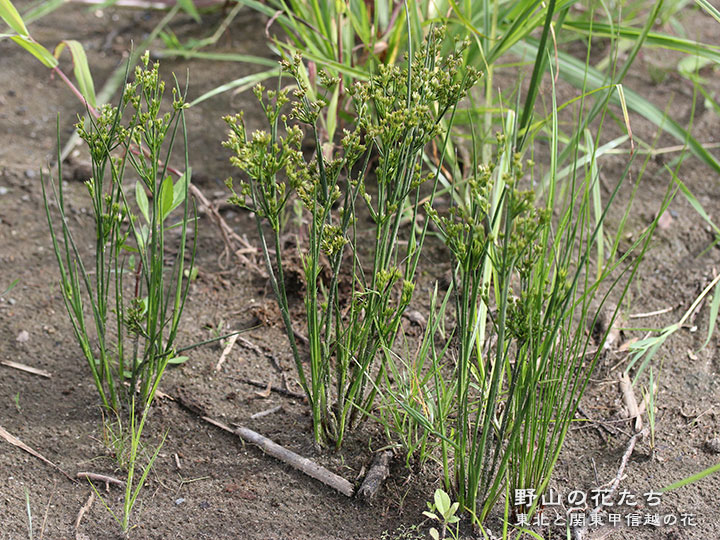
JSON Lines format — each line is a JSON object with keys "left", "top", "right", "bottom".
{"left": 0, "top": 186, "right": 8, "bottom": 195}
{"left": 24, "top": 169, "right": 35, "bottom": 179}
{"left": 705, "top": 438, "right": 720, "bottom": 454}
{"left": 174, "top": 497, "right": 185, "bottom": 505}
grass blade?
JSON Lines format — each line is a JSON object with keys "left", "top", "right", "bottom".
{"left": 54, "top": 40, "right": 97, "bottom": 107}
{"left": 0, "top": 0, "right": 28, "bottom": 35}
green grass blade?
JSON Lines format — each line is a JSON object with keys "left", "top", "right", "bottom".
{"left": 176, "top": 0, "right": 200, "bottom": 22}
{"left": 695, "top": 0, "right": 720, "bottom": 24}
{"left": 0, "top": 0, "right": 28, "bottom": 35}
{"left": 663, "top": 461, "right": 720, "bottom": 492}
{"left": 514, "top": 38, "right": 720, "bottom": 174}
{"left": 22, "top": 0, "right": 64, "bottom": 24}
{"left": 2, "top": 278, "right": 19, "bottom": 295}
{"left": 676, "top": 177, "right": 720, "bottom": 236}
{"left": 703, "top": 279, "right": 720, "bottom": 350}
{"left": 188, "top": 69, "right": 280, "bottom": 107}
{"left": 10, "top": 35, "right": 57, "bottom": 67}
{"left": 154, "top": 49, "right": 278, "bottom": 67}
{"left": 563, "top": 21, "right": 720, "bottom": 65}
{"left": 54, "top": 40, "right": 97, "bottom": 107}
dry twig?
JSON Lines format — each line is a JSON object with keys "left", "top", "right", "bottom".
{"left": 73, "top": 492, "right": 95, "bottom": 533}
{"left": 216, "top": 332, "right": 240, "bottom": 371}
{"left": 173, "top": 392, "right": 353, "bottom": 497}
{"left": 619, "top": 372, "right": 643, "bottom": 431}
{"left": 76, "top": 471, "right": 125, "bottom": 491}
{"left": 358, "top": 450, "right": 393, "bottom": 501}
{"left": 250, "top": 405, "right": 282, "bottom": 419}
{"left": 0, "top": 425, "right": 74, "bottom": 482}
{"left": 1, "top": 360, "right": 51, "bottom": 378}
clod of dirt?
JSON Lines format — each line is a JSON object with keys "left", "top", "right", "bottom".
{"left": 590, "top": 305, "right": 624, "bottom": 350}
{"left": 15, "top": 330, "right": 29, "bottom": 343}
{"left": 403, "top": 309, "right": 426, "bottom": 327}
{"left": 62, "top": 156, "right": 93, "bottom": 183}
{"left": 704, "top": 437, "right": 720, "bottom": 454}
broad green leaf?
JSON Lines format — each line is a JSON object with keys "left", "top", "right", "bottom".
{"left": 171, "top": 167, "right": 191, "bottom": 212}
{"left": 678, "top": 55, "right": 713, "bottom": 80}
{"left": 325, "top": 83, "right": 340, "bottom": 143}
{"left": 434, "top": 489, "right": 451, "bottom": 515}
{"left": 10, "top": 35, "right": 57, "bottom": 67}
{"left": 160, "top": 175, "right": 174, "bottom": 221}
{"left": 0, "top": 0, "right": 28, "bottom": 35}
{"left": 135, "top": 181, "right": 150, "bottom": 224}
{"left": 167, "top": 356, "right": 189, "bottom": 365}
{"left": 54, "top": 40, "right": 97, "bottom": 107}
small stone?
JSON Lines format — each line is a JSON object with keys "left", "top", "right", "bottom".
{"left": 0, "top": 186, "right": 8, "bottom": 195}
{"left": 16, "top": 330, "right": 29, "bottom": 343}
{"left": 174, "top": 497, "right": 185, "bottom": 505}
{"left": 24, "top": 169, "right": 36, "bottom": 179}
{"left": 705, "top": 438, "right": 720, "bottom": 454}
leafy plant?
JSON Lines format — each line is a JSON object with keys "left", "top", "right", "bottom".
{"left": 224, "top": 29, "right": 477, "bottom": 447}
{"left": 423, "top": 488, "right": 461, "bottom": 540}
{"left": 42, "top": 52, "right": 195, "bottom": 532}
{"left": 0, "top": 0, "right": 96, "bottom": 108}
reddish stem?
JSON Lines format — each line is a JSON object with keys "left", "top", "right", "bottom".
{"left": 52, "top": 66, "right": 99, "bottom": 118}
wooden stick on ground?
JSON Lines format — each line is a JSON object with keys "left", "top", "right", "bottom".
{"left": 201, "top": 415, "right": 354, "bottom": 497}
{"left": 573, "top": 428, "right": 649, "bottom": 540}
{"left": 357, "top": 450, "right": 393, "bottom": 501}
{"left": 619, "top": 372, "right": 643, "bottom": 432}
{"left": 173, "top": 391, "right": 352, "bottom": 496}
{"left": 0, "top": 425, "right": 75, "bottom": 482}
{"left": 235, "top": 377, "right": 305, "bottom": 400}
{"left": 216, "top": 332, "right": 240, "bottom": 371}
{"left": 1, "top": 360, "right": 52, "bottom": 378}
{"left": 250, "top": 405, "right": 282, "bottom": 420}
{"left": 74, "top": 492, "right": 95, "bottom": 533}
{"left": 76, "top": 471, "right": 125, "bottom": 491}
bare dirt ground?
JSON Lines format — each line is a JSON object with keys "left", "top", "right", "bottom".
{"left": 1, "top": 3, "right": 720, "bottom": 539}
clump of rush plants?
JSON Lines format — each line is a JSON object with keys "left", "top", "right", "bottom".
{"left": 378, "top": 100, "right": 671, "bottom": 529}
{"left": 224, "top": 28, "right": 478, "bottom": 448}
{"left": 42, "top": 52, "right": 195, "bottom": 532}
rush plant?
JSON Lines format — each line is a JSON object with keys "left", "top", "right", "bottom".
{"left": 224, "top": 28, "right": 477, "bottom": 447}
{"left": 380, "top": 93, "right": 672, "bottom": 528}
{"left": 42, "top": 52, "right": 195, "bottom": 532}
